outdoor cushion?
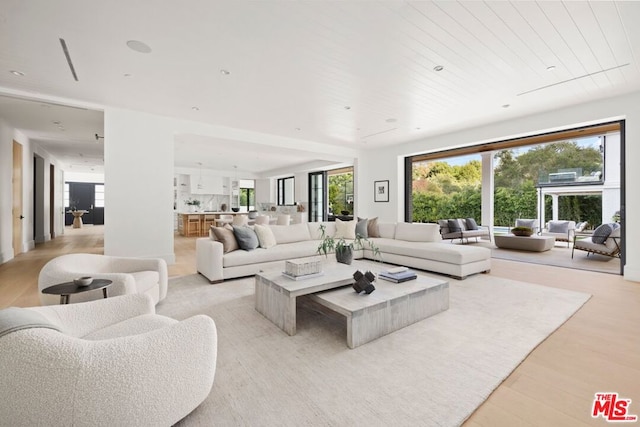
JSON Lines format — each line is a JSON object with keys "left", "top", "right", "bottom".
{"left": 466, "top": 218, "right": 479, "bottom": 230}
{"left": 591, "top": 223, "right": 614, "bottom": 244}
{"left": 447, "top": 219, "right": 462, "bottom": 233}
{"left": 233, "top": 226, "right": 259, "bottom": 251}
{"left": 548, "top": 221, "right": 569, "bottom": 233}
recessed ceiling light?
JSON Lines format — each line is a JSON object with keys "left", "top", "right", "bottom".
{"left": 53, "top": 121, "right": 61, "bottom": 125}
{"left": 126, "top": 40, "right": 152, "bottom": 54}
{"left": 295, "top": 127, "right": 301, "bottom": 131}
{"left": 386, "top": 118, "right": 397, "bottom": 123}
{"left": 502, "top": 104, "right": 510, "bottom": 108}
{"left": 546, "top": 65, "right": 556, "bottom": 71}
{"left": 344, "top": 106, "right": 351, "bottom": 110}
{"left": 10, "top": 70, "right": 25, "bottom": 76}
{"left": 220, "top": 69, "right": 230, "bottom": 75}
{"left": 433, "top": 65, "right": 444, "bottom": 72}
{"left": 191, "top": 106, "right": 199, "bottom": 111}
{"left": 415, "top": 127, "right": 421, "bottom": 130}
{"left": 123, "top": 73, "right": 132, "bottom": 77}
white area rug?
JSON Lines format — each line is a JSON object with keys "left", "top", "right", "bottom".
{"left": 158, "top": 267, "right": 590, "bottom": 426}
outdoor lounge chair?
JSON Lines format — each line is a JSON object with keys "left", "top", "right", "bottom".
{"left": 540, "top": 220, "right": 576, "bottom": 247}
{"left": 572, "top": 224, "right": 621, "bottom": 258}
{"left": 438, "top": 218, "right": 491, "bottom": 244}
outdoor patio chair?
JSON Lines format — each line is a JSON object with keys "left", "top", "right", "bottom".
{"left": 514, "top": 219, "right": 540, "bottom": 235}
{"left": 572, "top": 224, "right": 621, "bottom": 259}
{"left": 540, "top": 220, "right": 576, "bottom": 247}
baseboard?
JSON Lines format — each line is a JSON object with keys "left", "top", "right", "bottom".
{"left": 623, "top": 266, "right": 640, "bottom": 282}
{"left": 0, "top": 250, "right": 15, "bottom": 265}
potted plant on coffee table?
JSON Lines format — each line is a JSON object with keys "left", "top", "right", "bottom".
{"left": 316, "top": 224, "right": 381, "bottom": 265}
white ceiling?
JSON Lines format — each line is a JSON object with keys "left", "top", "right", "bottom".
{"left": 1, "top": 1, "right": 639, "bottom": 174}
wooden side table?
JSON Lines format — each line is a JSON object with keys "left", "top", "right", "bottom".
{"left": 41, "top": 279, "right": 113, "bottom": 304}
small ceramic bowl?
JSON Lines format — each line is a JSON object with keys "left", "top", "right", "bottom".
{"left": 73, "top": 276, "right": 93, "bottom": 286}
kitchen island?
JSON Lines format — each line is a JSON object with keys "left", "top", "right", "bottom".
{"left": 176, "top": 211, "right": 249, "bottom": 236}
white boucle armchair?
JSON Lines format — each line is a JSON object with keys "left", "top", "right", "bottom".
{"left": 0, "top": 294, "right": 217, "bottom": 427}
{"left": 38, "top": 253, "right": 168, "bottom": 305}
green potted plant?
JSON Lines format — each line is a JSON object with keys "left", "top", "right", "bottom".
{"left": 511, "top": 226, "right": 533, "bottom": 237}
{"left": 316, "top": 224, "right": 381, "bottom": 265}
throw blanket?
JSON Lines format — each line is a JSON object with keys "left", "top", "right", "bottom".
{"left": 0, "top": 307, "right": 61, "bottom": 338}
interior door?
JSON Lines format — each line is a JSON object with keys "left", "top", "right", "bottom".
{"left": 12, "top": 141, "right": 23, "bottom": 255}
{"left": 49, "top": 164, "right": 55, "bottom": 239}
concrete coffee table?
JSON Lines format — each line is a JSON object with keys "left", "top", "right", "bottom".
{"left": 255, "top": 261, "right": 449, "bottom": 348}
{"left": 494, "top": 234, "right": 555, "bottom": 252}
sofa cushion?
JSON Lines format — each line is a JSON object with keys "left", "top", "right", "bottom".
{"left": 335, "top": 219, "right": 356, "bottom": 239}
{"left": 377, "top": 222, "right": 396, "bottom": 239}
{"left": 254, "top": 224, "right": 276, "bottom": 249}
{"left": 212, "top": 225, "right": 239, "bottom": 253}
{"left": 308, "top": 222, "right": 336, "bottom": 240}
{"left": 270, "top": 223, "right": 311, "bottom": 244}
{"left": 356, "top": 218, "right": 369, "bottom": 238}
{"left": 223, "top": 240, "right": 322, "bottom": 267}
{"left": 394, "top": 223, "right": 441, "bottom": 242}
{"left": 82, "top": 313, "right": 177, "bottom": 340}
{"left": 233, "top": 226, "right": 259, "bottom": 251}
{"left": 548, "top": 221, "right": 569, "bottom": 233}
{"left": 367, "top": 217, "right": 380, "bottom": 238}
{"left": 373, "top": 238, "right": 489, "bottom": 264}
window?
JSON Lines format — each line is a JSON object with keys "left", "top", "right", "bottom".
{"left": 95, "top": 185, "right": 105, "bottom": 208}
{"left": 239, "top": 179, "right": 255, "bottom": 211}
{"left": 64, "top": 183, "right": 70, "bottom": 208}
{"left": 328, "top": 168, "right": 353, "bottom": 216}
{"left": 277, "top": 177, "right": 295, "bottom": 205}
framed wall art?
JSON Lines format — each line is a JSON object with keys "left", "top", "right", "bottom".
{"left": 374, "top": 180, "right": 389, "bottom": 202}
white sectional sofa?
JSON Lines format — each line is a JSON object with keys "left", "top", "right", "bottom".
{"left": 196, "top": 221, "right": 491, "bottom": 282}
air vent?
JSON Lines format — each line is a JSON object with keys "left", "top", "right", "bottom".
{"left": 59, "top": 38, "right": 79, "bottom": 81}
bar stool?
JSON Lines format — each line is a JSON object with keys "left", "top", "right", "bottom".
{"left": 202, "top": 214, "right": 216, "bottom": 235}
{"left": 186, "top": 215, "right": 201, "bottom": 237}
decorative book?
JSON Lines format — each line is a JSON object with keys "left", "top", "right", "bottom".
{"left": 285, "top": 257, "right": 322, "bottom": 277}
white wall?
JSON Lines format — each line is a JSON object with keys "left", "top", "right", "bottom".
{"left": 356, "top": 91, "right": 640, "bottom": 282}
{"left": 0, "top": 118, "right": 15, "bottom": 263}
{"left": 104, "top": 108, "right": 175, "bottom": 262}
{"left": 65, "top": 171, "right": 105, "bottom": 183}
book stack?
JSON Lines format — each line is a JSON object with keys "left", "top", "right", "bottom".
{"left": 378, "top": 266, "right": 417, "bottom": 283}
{"left": 282, "top": 257, "right": 324, "bottom": 280}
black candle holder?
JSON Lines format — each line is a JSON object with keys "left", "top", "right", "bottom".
{"left": 352, "top": 270, "right": 376, "bottom": 294}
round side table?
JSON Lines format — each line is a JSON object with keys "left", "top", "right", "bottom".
{"left": 42, "top": 279, "right": 113, "bottom": 304}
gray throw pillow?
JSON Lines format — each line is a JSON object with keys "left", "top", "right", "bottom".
{"left": 465, "top": 218, "right": 478, "bottom": 230}
{"left": 233, "top": 226, "right": 259, "bottom": 251}
{"left": 548, "top": 221, "right": 569, "bottom": 233}
{"left": 591, "top": 223, "right": 614, "bottom": 244}
{"left": 356, "top": 218, "right": 369, "bottom": 238}
{"left": 447, "top": 219, "right": 461, "bottom": 233}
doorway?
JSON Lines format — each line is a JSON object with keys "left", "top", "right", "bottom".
{"left": 12, "top": 141, "right": 23, "bottom": 255}
{"left": 65, "top": 182, "right": 104, "bottom": 226}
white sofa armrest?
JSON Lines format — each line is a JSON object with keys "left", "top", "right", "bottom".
{"left": 196, "top": 238, "right": 224, "bottom": 283}
{"left": 28, "top": 294, "right": 155, "bottom": 337}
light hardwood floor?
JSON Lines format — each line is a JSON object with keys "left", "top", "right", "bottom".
{"left": 1, "top": 225, "right": 638, "bottom": 426}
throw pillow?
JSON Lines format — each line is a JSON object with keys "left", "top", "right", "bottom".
{"left": 254, "top": 224, "right": 277, "bottom": 249}
{"left": 465, "top": 218, "right": 479, "bottom": 230}
{"left": 548, "top": 221, "right": 569, "bottom": 233}
{"left": 334, "top": 218, "right": 356, "bottom": 239}
{"left": 591, "top": 223, "right": 614, "bottom": 244}
{"left": 233, "top": 226, "right": 259, "bottom": 251}
{"left": 447, "top": 219, "right": 461, "bottom": 233}
{"left": 212, "top": 225, "right": 239, "bottom": 253}
{"left": 355, "top": 218, "right": 369, "bottom": 238}
{"left": 209, "top": 226, "right": 217, "bottom": 241}
{"left": 367, "top": 217, "right": 380, "bottom": 238}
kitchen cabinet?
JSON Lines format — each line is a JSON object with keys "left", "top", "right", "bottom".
{"left": 191, "top": 175, "right": 224, "bottom": 194}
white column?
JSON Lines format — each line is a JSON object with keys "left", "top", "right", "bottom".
{"left": 551, "top": 194, "right": 559, "bottom": 221}
{"left": 481, "top": 152, "right": 494, "bottom": 239}
{"left": 538, "top": 188, "right": 545, "bottom": 232}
